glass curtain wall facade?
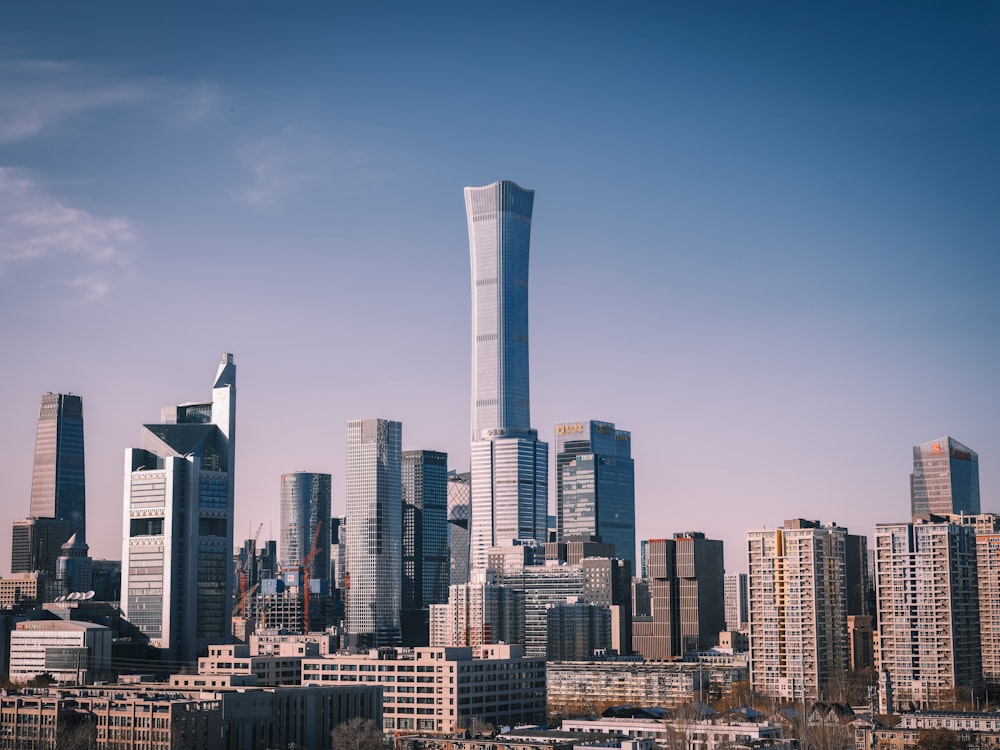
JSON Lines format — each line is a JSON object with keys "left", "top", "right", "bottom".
{"left": 29, "top": 393, "right": 86, "bottom": 542}
{"left": 120, "top": 354, "right": 236, "bottom": 665}
{"left": 910, "top": 436, "right": 980, "bottom": 516}
{"left": 447, "top": 472, "right": 472, "bottom": 587}
{"left": 465, "top": 181, "right": 547, "bottom": 570}
{"left": 555, "top": 420, "right": 636, "bottom": 568}
{"left": 345, "top": 418, "right": 402, "bottom": 647}
{"left": 278, "top": 472, "right": 331, "bottom": 582}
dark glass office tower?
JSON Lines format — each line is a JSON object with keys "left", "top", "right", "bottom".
{"left": 29, "top": 393, "right": 86, "bottom": 542}
{"left": 401, "top": 450, "right": 448, "bottom": 646}
{"left": 910, "top": 436, "right": 980, "bottom": 517}
{"left": 554, "top": 420, "right": 635, "bottom": 568}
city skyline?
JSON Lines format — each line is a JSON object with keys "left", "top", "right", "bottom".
{"left": 1, "top": 3, "right": 998, "bottom": 576}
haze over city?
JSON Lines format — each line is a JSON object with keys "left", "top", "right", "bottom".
{"left": 1, "top": 2, "right": 998, "bottom": 575}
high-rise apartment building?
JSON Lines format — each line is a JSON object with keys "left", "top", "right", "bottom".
{"left": 345, "top": 418, "right": 402, "bottom": 647}
{"left": 466, "top": 180, "right": 548, "bottom": 569}
{"left": 29, "top": 393, "right": 86, "bottom": 542}
{"left": 724, "top": 572, "right": 749, "bottom": 632}
{"left": 429, "top": 569, "right": 524, "bottom": 648}
{"left": 746, "top": 519, "right": 848, "bottom": 702}
{"left": 401, "top": 450, "right": 449, "bottom": 646}
{"left": 554, "top": 420, "right": 636, "bottom": 568}
{"left": 120, "top": 354, "right": 236, "bottom": 664}
{"left": 964, "top": 514, "right": 1000, "bottom": 691}
{"left": 910, "top": 436, "right": 980, "bottom": 517}
{"left": 874, "top": 518, "right": 982, "bottom": 706}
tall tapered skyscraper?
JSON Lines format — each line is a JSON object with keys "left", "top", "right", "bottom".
{"left": 120, "top": 354, "right": 236, "bottom": 665}
{"left": 345, "top": 418, "right": 402, "bottom": 647}
{"left": 29, "top": 393, "right": 86, "bottom": 542}
{"left": 466, "top": 181, "right": 548, "bottom": 569}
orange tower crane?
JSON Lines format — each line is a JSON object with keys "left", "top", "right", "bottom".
{"left": 301, "top": 522, "right": 324, "bottom": 633}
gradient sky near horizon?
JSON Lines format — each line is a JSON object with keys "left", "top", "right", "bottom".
{"left": 1, "top": 2, "right": 998, "bottom": 575}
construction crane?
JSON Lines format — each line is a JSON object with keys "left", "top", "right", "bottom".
{"left": 238, "top": 522, "right": 264, "bottom": 619}
{"left": 232, "top": 581, "right": 260, "bottom": 618}
{"left": 301, "top": 522, "right": 324, "bottom": 634}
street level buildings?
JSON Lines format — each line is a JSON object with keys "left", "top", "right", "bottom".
{"left": 910, "top": 436, "right": 980, "bottom": 517}
{"left": 746, "top": 519, "right": 848, "bottom": 701}
{"left": 0, "top": 683, "right": 381, "bottom": 750}
{"left": 345, "top": 418, "right": 402, "bottom": 647}
{"left": 466, "top": 180, "right": 548, "bottom": 570}
{"left": 120, "top": 354, "right": 236, "bottom": 665}
{"left": 301, "top": 643, "right": 546, "bottom": 734}
{"left": 8, "top": 620, "right": 111, "bottom": 684}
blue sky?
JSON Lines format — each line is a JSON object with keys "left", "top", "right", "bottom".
{"left": 1, "top": 2, "right": 998, "bottom": 573}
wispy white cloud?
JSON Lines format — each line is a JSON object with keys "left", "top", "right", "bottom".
{"left": 0, "top": 167, "right": 137, "bottom": 302}
{"left": 0, "top": 58, "right": 227, "bottom": 143}
{"left": 235, "top": 125, "right": 324, "bottom": 208}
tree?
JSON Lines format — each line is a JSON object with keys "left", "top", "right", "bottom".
{"left": 800, "top": 722, "right": 854, "bottom": 750}
{"left": 916, "top": 728, "right": 967, "bottom": 750}
{"left": 331, "top": 718, "right": 387, "bottom": 750}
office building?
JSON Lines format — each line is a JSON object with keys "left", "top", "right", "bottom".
{"left": 0, "top": 684, "right": 381, "bottom": 750}
{"left": 120, "top": 354, "right": 236, "bottom": 665}
{"left": 279, "top": 472, "right": 331, "bottom": 579}
{"left": 345, "top": 418, "right": 402, "bottom": 647}
{"left": 8, "top": 620, "right": 111, "bottom": 684}
{"left": 447, "top": 472, "right": 471, "bottom": 586}
{"left": 724, "top": 572, "right": 749, "bottom": 632}
{"left": 277, "top": 472, "right": 331, "bottom": 632}
{"left": 301, "top": 643, "right": 547, "bottom": 734}
{"left": 554, "top": 420, "right": 636, "bottom": 568}
{"left": 28, "top": 393, "right": 86, "bottom": 541}
{"left": 546, "top": 598, "right": 612, "bottom": 661}
{"left": 10, "top": 517, "right": 71, "bottom": 578}
{"left": 401, "top": 450, "right": 449, "bottom": 645}
{"left": 466, "top": 180, "right": 548, "bottom": 569}
{"left": 633, "top": 533, "right": 725, "bottom": 660}
{"left": 910, "top": 436, "right": 980, "bottom": 517}
{"left": 746, "top": 519, "right": 848, "bottom": 701}
{"left": 580, "top": 556, "right": 633, "bottom": 656}
{"left": 874, "top": 518, "right": 982, "bottom": 706}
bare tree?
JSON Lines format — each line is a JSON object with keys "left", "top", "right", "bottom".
{"left": 331, "top": 718, "right": 387, "bottom": 750}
